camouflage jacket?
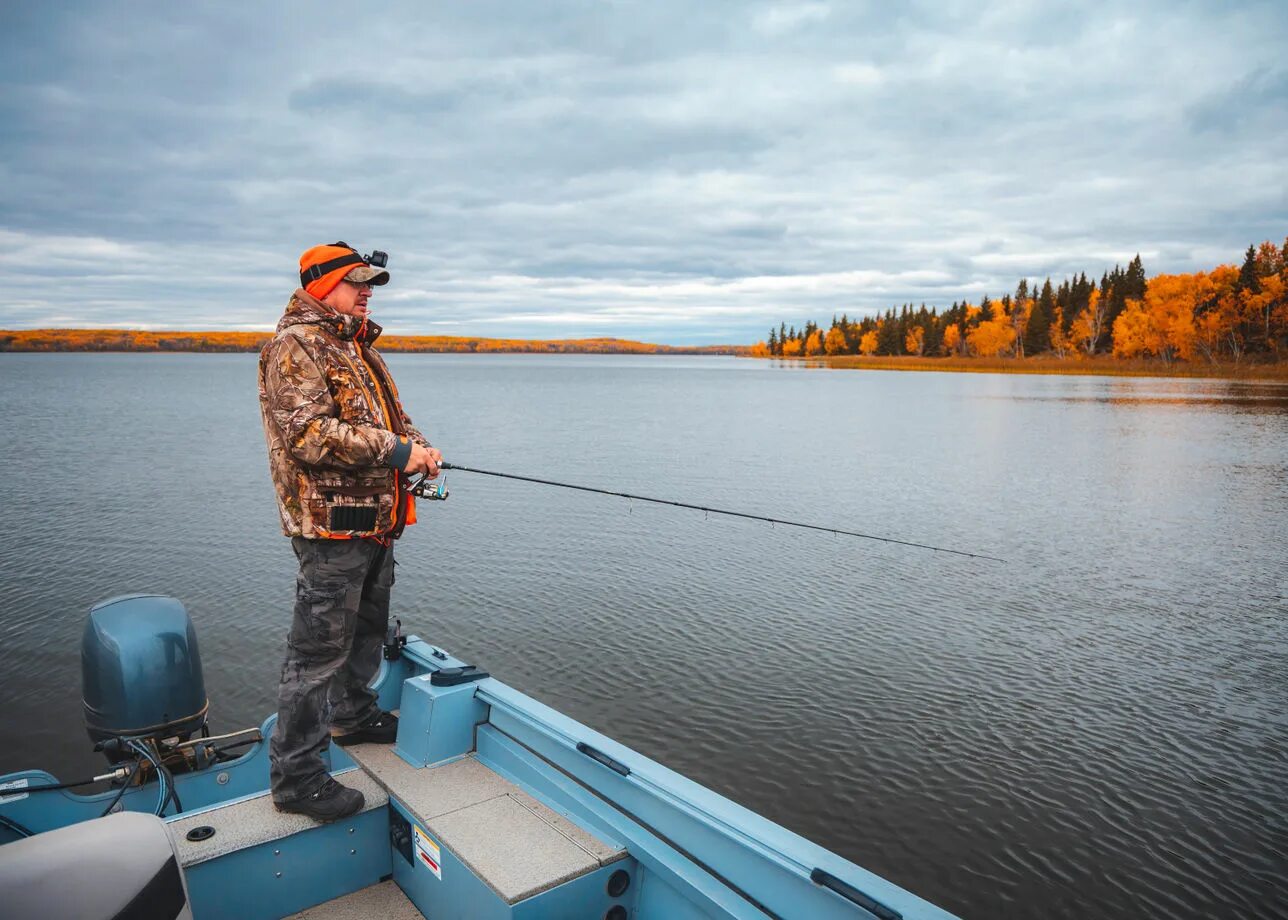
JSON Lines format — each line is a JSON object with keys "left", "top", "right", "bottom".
{"left": 258, "top": 290, "right": 430, "bottom": 539}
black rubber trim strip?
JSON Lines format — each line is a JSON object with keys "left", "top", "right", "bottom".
{"left": 85, "top": 701, "right": 210, "bottom": 738}
{"left": 810, "top": 868, "right": 902, "bottom": 919}
{"left": 576, "top": 742, "right": 631, "bottom": 776}
{"left": 111, "top": 853, "right": 186, "bottom": 920}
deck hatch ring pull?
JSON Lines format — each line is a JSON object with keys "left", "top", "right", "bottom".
{"left": 186, "top": 825, "right": 216, "bottom": 842}
{"left": 810, "top": 868, "right": 902, "bottom": 919}
{"left": 577, "top": 742, "right": 631, "bottom": 776}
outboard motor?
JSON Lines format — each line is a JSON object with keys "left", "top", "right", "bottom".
{"left": 82, "top": 595, "right": 208, "bottom": 762}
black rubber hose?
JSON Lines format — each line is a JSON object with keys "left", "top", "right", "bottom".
{"left": 161, "top": 764, "right": 183, "bottom": 814}
{"left": 100, "top": 759, "right": 142, "bottom": 817}
{"left": 0, "top": 813, "right": 34, "bottom": 838}
{"left": 13, "top": 776, "right": 104, "bottom": 793}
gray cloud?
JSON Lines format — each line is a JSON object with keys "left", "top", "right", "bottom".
{"left": 1, "top": 1, "right": 1285, "bottom": 343}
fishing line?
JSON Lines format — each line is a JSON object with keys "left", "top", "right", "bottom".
{"left": 412, "top": 461, "right": 1005, "bottom": 563}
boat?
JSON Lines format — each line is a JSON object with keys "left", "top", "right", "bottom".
{"left": 0, "top": 593, "right": 958, "bottom": 919}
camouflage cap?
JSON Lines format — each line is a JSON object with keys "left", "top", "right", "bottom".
{"left": 344, "top": 263, "right": 390, "bottom": 286}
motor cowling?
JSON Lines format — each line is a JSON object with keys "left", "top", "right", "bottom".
{"left": 82, "top": 595, "right": 208, "bottom": 757}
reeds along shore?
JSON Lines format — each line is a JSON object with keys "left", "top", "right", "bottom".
{"left": 794, "top": 354, "right": 1288, "bottom": 380}
{"left": 752, "top": 240, "right": 1288, "bottom": 377}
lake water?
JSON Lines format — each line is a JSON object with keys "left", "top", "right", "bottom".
{"left": 1, "top": 353, "right": 1285, "bottom": 919}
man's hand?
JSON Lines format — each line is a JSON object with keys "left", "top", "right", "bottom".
{"left": 403, "top": 443, "right": 442, "bottom": 478}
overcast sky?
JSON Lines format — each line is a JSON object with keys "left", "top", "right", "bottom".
{"left": 1, "top": 2, "right": 1285, "bottom": 343}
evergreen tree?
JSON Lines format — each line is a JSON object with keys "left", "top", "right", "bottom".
{"left": 920, "top": 304, "right": 943, "bottom": 355}
{"left": 1238, "top": 244, "right": 1261, "bottom": 293}
{"left": 1068, "top": 272, "right": 1091, "bottom": 332}
{"left": 1124, "top": 254, "right": 1147, "bottom": 300}
{"left": 768, "top": 328, "right": 778, "bottom": 355}
{"left": 1102, "top": 267, "right": 1128, "bottom": 351}
{"left": 1025, "top": 278, "right": 1054, "bottom": 355}
{"left": 877, "top": 308, "right": 901, "bottom": 354}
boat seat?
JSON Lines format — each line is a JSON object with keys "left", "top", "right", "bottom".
{"left": 346, "top": 743, "right": 628, "bottom": 904}
{"left": 0, "top": 811, "right": 193, "bottom": 920}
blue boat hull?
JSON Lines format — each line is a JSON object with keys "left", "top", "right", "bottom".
{"left": 0, "top": 635, "right": 958, "bottom": 920}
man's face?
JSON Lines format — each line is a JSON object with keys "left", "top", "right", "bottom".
{"left": 323, "top": 279, "right": 372, "bottom": 317}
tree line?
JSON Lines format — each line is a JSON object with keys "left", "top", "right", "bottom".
{"left": 754, "top": 240, "right": 1288, "bottom": 365}
{"left": 0, "top": 329, "right": 746, "bottom": 356}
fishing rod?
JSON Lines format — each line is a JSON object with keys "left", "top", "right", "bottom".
{"left": 407, "top": 461, "right": 1005, "bottom": 563}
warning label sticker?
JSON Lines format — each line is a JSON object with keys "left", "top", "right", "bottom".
{"left": 0, "top": 778, "right": 29, "bottom": 803}
{"left": 414, "top": 825, "right": 442, "bottom": 879}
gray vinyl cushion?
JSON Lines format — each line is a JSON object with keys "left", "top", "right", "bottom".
{"left": 0, "top": 811, "right": 193, "bottom": 920}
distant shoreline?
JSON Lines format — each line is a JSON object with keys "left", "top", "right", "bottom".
{"left": 773, "top": 354, "right": 1288, "bottom": 381}
{"left": 0, "top": 328, "right": 748, "bottom": 356}
{"left": 6, "top": 329, "right": 1286, "bottom": 380}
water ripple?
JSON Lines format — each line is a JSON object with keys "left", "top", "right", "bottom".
{"left": 0, "top": 354, "right": 1285, "bottom": 919}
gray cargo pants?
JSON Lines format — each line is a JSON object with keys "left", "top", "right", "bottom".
{"left": 269, "top": 536, "right": 394, "bottom": 803}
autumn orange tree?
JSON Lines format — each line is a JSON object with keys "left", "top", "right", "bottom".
{"left": 1070, "top": 288, "right": 1107, "bottom": 356}
{"left": 904, "top": 326, "right": 925, "bottom": 356}
{"left": 967, "top": 315, "right": 1016, "bottom": 357}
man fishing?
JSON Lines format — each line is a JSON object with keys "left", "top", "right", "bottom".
{"left": 257, "top": 243, "right": 440, "bottom": 821}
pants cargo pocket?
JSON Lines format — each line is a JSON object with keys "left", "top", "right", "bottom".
{"left": 290, "top": 580, "right": 354, "bottom": 657}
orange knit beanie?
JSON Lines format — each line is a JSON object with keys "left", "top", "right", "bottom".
{"left": 299, "top": 244, "right": 363, "bottom": 300}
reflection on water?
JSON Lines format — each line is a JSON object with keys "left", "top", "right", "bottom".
{"left": 0, "top": 354, "right": 1285, "bottom": 920}
{"left": 970, "top": 377, "right": 1288, "bottom": 411}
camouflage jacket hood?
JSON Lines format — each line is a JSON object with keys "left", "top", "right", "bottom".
{"left": 258, "top": 290, "right": 430, "bottom": 539}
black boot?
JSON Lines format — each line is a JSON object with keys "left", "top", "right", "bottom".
{"left": 333, "top": 710, "right": 399, "bottom": 747}
{"left": 276, "top": 776, "right": 364, "bottom": 822}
